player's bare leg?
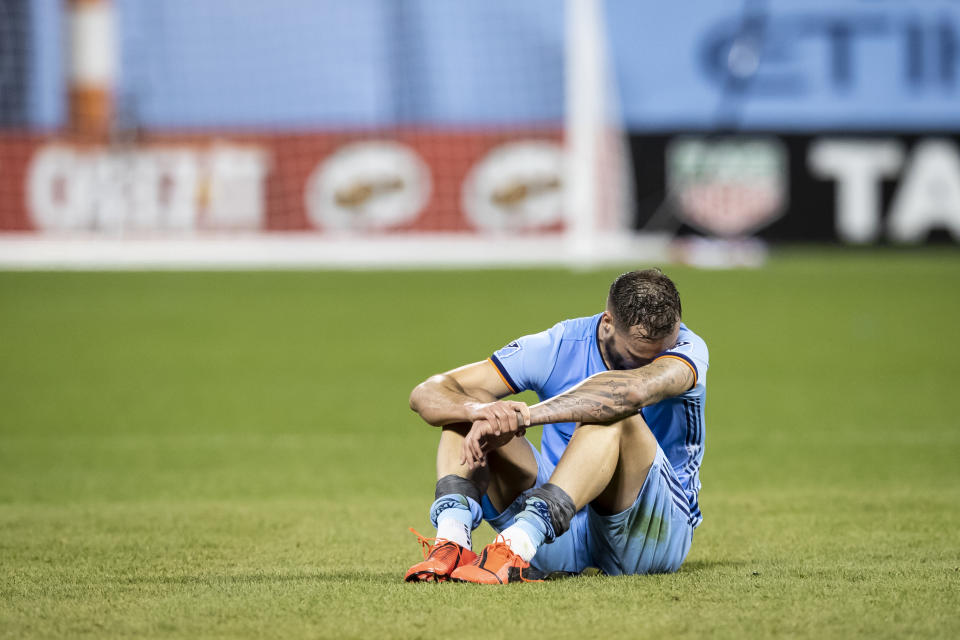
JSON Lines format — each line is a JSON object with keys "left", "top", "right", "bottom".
{"left": 550, "top": 413, "right": 657, "bottom": 514}
{"left": 432, "top": 420, "right": 540, "bottom": 526}
{"left": 433, "top": 385, "right": 538, "bottom": 515}
{"left": 482, "top": 434, "right": 538, "bottom": 512}
{"left": 505, "top": 413, "right": 655, "bottom": 560}
{"left": 436, "top": 423, "right": 490, "bottom": 493}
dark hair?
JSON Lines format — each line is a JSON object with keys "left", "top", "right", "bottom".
{"left": 607, "top": 268, "right": 682, "bottom": 339}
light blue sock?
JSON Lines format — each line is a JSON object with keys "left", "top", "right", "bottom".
{"left": 513, "top": 498, "right": 550, "bottom": 548}
{"left": 500, "top": 499, "right": 551, "bottom": 562}
{"left": 429, "top": 494, "right": 482, "bottom": 548}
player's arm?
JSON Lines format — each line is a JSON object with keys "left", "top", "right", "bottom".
{"left": 528, "top": 356, "right": 695, "bottom": 426}
{"left": 460, "top": 356, "right": 695, "bottom": 467}
{"left": 409, "top": 360, "right": 531, "bottom": 430}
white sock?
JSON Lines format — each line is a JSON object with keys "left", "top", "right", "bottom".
{"left": 498, "top": 523, "right": 538, "bottom": 563}
{"left": 435, "top": 510, "right": 472, "bottom": 549}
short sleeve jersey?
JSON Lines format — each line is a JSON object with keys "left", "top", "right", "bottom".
{"left": 489, "top": 313, "right": 708, "bottom": 528}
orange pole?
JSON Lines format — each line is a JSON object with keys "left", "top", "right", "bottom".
{"left": 67, "top": 0, "right": 115, "bottom": 141}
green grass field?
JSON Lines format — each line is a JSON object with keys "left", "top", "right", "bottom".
{"left": 1, "top": 250, "right": 959, "bottom": 638}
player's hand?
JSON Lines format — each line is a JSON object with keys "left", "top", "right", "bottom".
{"left": 463, "top": 400, "right": 530, "bottom": 437}
{"left": 460, "top": 419, "right": 527, "bottom": 470}
{"left": 461, "top": 419, "right": 495, "bottom": 469}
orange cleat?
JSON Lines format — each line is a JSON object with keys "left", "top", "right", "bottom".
{"left": 404, "top": 528, "right": 478, "bottom": 583}
{"left": 449, "top": 538, "right": 544, "bottom": 584}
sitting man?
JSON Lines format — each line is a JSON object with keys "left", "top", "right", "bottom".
{"left": 406, "top": 268, "right": 707, "bottom": 583}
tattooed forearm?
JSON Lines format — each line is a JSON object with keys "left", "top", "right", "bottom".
{"left": 528, "top": 372, "right": 641, "bottom": 425}
{"left": 528, "top": 358, "right": 694, "bottom": 426}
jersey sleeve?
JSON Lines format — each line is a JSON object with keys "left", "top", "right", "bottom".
{"left": 489, "top": 322, "right": 565, "bottom": 395}
{"left": 653, "top": 325, "right": 709, "bottom": 394}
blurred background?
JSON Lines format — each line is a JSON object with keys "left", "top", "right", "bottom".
{"left": 1, "top": 0, "right": 958, "bottom": 267}
{"left": 1, "top": 3, "right": 959, "bottom": 636}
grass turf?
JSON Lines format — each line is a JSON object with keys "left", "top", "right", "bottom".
{"left": 1, "top": 249, "right": 959, "bottom": 638}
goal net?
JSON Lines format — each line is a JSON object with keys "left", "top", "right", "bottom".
{"left": 0, "top": 0, "right": 655, "bottom": 267}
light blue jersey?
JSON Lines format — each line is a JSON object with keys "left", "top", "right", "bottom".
{"left": 490, "top": 313, "right": 708, "bottom": 529}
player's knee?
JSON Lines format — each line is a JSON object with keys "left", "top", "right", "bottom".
{"left": 574, "top": 421, "right": 625, "bottom": 447}
{"left": 617, "top": 413, "right": 657, "bottom": 449}
{"left": 584, "top": 413, "right": 653, "bottom": 446}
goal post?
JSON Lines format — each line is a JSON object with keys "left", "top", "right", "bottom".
{"left": 564, "top": 0, "right": 602, "bottom": 264}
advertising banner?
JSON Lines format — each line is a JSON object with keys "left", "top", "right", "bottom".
{"left": 0, "top": 131, "right": 566, "bottom": 235}
{"left": 608, "top": 0, "right": 960, "bottom": 131}
{"left": 630, "top": 133, "right": 960, "bottom": 244}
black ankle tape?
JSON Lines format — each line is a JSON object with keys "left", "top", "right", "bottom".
{"left": 528, "top": 483, "right": 577, "bottom": 538}
{"left": 435, "top": 474, "right": 482, "bottom": 505}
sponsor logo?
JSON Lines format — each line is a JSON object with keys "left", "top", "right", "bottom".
{"left": 27, "top": 143, "right": 270, "bottom": 232}
{"left": 700, "top": 11, "right": 960, "bottom": 96}
{"left": 810, "top": 137, "right": 960, "bottom": 244}
{"left": 462, "top": 141, "right": 563, "bottom": 232}
{"left": 667, "top": 136, "right": 788, "bottom": 237}
{"left": 304, "top": 141, "right": 431, "bottom": 231}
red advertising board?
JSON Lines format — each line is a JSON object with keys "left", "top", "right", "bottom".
{"left": 0, "top": 131, "right": 566, "bottom": 235}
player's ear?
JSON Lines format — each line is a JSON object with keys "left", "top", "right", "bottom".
{"left": 599, "top": 311, "right": 614, "bottom": 337}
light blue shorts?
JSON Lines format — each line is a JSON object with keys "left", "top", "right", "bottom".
{"left": 482, "top": 442, "right": 695, "bottom": 576}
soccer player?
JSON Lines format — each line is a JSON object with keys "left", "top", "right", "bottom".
{"left": 405, "top": 269, "right": 707, "bottom": 584}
